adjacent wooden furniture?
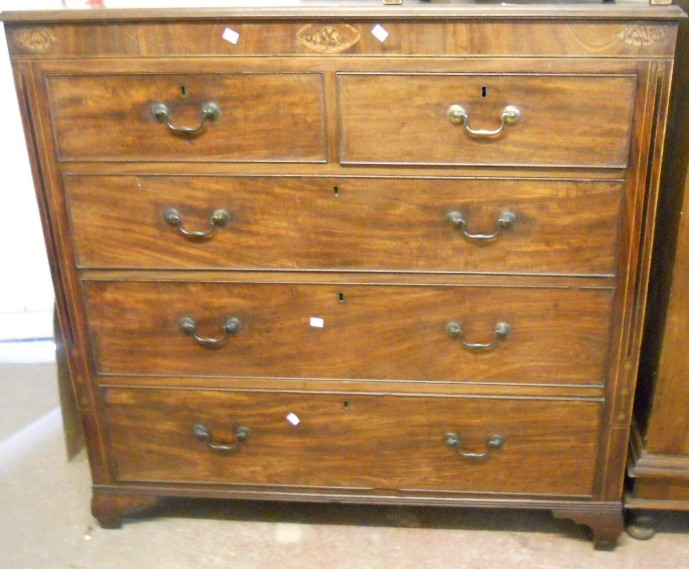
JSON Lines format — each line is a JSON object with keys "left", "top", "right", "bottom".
{"left": 2, "top": 1, "right": 682, "bottom": 550}
{"left": 626, "top": 0, "right": 689, "bottom": 537}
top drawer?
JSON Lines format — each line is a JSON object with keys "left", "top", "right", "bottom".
{"left": 46, "top": 73, "right": 327, "bottom": 163}
{"left": 338, "top": 73, "right": 636, "bottom": 168}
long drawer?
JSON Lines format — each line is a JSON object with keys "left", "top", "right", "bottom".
{"left": 103, "top": 388, "right": 601, "bottom": 496}
{"left": 65, "top": 175, "right": 622, "bottom": 275}
{"left": 83, "top": 281, "right": 613, "bottom": 385}
{"left": 46, "top": 73, "right": 327, "bottom": 162}
{"left": 338, "top": 73, "right": 635, "bottom": 168}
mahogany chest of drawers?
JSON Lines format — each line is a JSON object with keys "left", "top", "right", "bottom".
{"left": 2, "top": 1, "right": 682, "bottom": 550}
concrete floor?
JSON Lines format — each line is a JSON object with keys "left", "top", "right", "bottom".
{"left": 2, "top": 355, "right": 689, "bottom": 569}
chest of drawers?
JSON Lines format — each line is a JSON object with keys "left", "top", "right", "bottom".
{"left": 2, "top": 1, "right": 682, "bottom": 550}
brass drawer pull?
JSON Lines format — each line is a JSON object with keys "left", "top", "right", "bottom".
{"left": 193, "top": 424, "right": 251, "bottom": 453}
{"left": 151, "top": 101, "right": 220, "bottom": 135}
{"left": 447, "top": 104, "right": 521, "bottom": 137}
{"left": 444, "top": 432, "right": 505, "bottom": 459}
{"left": 165, "top": 207, "right": 230, "bottom": 240}
{"left": 179, "top": 316, "right": 242, "bottom": 346}
{"left": 446, "top": 210, "right": 516, "bottom": 241}
{"left": 445, "top": 321, "right": 510, "bottom": 351}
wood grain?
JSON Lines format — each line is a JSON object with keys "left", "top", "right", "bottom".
{"left": 626, "top": 0, "right": 689, "bottom": 512}
{"left": 10, "top": 61, "right": 116, "bottom": 485}
{"left": 97, "top": 375, "right": 605, "bottom": 398}
{"left": 339, "top": 73, "right": 636, "bottom": 168}
{"left": 91, "top": 492, "right": 158, "bottom": 529}
{"left": 631, "top": 479, "right": 689, "bottom": 501}
{"left": 103, "top": 387, "right": 601, "bottom": 496}
{"left": 47, "top": 73, "right": 327, "bottom": 163}
{"left": 82, "top": 280, "right": 613, "bottom": 384}
{"left": 552, "top": 504, "right": 623, "bottom": 550}
{"left": 640, "top": 145, "right": 689, "bottom": 457}
{"left": 2, "top": 6, "right": 681, "bottom": 543}
{"left": 35, "top": 55, "right": 648, "bottom": 78}
{"left": 64, "top": 175, "right": 623, "bottom": 275}
{"left": 3, "top": 21, "right": 679, "bottom": 59}
{"left": 2, "top": 4, "right": 684, "bottom": 24}
{"left": 80, "top": 270, "right": 614, "bottom": 288}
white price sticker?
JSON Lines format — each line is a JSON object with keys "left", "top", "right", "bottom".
{"left": 310, "top": 317, "right": 325, "bottom": 328}
{"left": 371, "top": 24, "right": 389, "bottom": 43}
{"left": 222, "top": 27, "right": 240, "bottom": 45}
{"left": 286, "top": 413, "right": 301, "bottom": 426}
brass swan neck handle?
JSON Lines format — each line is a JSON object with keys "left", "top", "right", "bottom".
{"left": 447, "top": 104, "right": 521, "bottom": 137}
{"left": 152, "top": 101, "right": 220, "bottom": 135}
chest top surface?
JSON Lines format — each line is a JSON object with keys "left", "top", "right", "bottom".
{"left": 0, "top": 0, "right": 684, "bottom": 22}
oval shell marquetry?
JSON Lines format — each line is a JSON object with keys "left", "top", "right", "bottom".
{"left": 616, "top": 25, "right": 666, "bottom": 47}
{"left": 11, "top": 27, "right": 57, "bottom": 53}
{"left": 297, "top": 23, "right": 360, "bottom": 53}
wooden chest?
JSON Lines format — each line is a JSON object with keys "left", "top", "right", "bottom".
{"left": 626, "top": 0, "right": 689, "bottom": 536}
{"left": 2, "top": 1, "right": 682, "bottom": 550}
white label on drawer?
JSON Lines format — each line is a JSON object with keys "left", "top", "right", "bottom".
{"left": 371, "top": 24, "right": 389, "bottom": 43}
{"left": 286, "top": 413, "right": 301, "bottom": 426}
{"left": 222, "top": 27, "right": 240, "bottom": 45}
{"left": 310, "top": 317, "right": 325, "bottom": 328}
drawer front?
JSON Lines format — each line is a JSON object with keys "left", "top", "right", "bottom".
{"left": 339, "top": 73, "right": 635, "bottom": 168}
{"left": 104, "top": 388, "right": 601, "bottom": 496}
{"left": 84, "top": 281, "right": 613, "bottom": 385}
{"left": 47, "top": 73, "right": 326, "bottom": 162}
{"left": 66, "top": 175, "right": 621, "bottom": 275}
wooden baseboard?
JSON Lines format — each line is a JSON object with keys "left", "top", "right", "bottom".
{"left": 0, "top": 310, "right": 53, "bottom": 342}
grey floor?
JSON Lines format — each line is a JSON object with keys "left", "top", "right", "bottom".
{"left": 2, "top": 351, "right": 689, "bottom": 569}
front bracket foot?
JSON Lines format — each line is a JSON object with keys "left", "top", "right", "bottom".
{"left": 553, "top": 504, "right": 624, "bottom": 550}
{"left": 91, "top": 492, "right": 158, "bottom": 529}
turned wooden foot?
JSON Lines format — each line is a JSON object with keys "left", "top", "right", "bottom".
{"left": 552, "top": 504, "right": 624, "bottom": 551}
{"left": 625, "top": 511, "right": 656, "bottom": 540}
{"left": 91, "top": 492, "right": 158, "bottom": 529}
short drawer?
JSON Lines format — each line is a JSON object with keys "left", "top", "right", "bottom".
{"left": 83, "top": 281, "right": 613, "bottom": 385}
{"left": 338, "top": 73, "right": 635, "bottom": 168}
{"left": 46, "top": 73, "right": 326, "bottom": 162}
{"left": 103, "top": 388, "right": 601, "bottom": 496}
{"left": 65, "top": 175, "right": 622, "bottom": 275}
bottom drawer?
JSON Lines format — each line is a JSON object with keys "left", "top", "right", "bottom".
{"left": 103, "top": 388, "right": 601, "bottom": 497}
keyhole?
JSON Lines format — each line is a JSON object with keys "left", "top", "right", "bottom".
{"left": 343, "top": 400, "right": 350, "bottom": 410}
{"left": 333, "top": 186, "right": 340, "bottom": 198}
{"left": 481, "top": 86, "right": 488, "bottom": 98}
{"left": 181, "top": 85, "right": 188, "bottom": 97}
{"left": 338, "top": 292, "right": 345, "bottom": 303}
